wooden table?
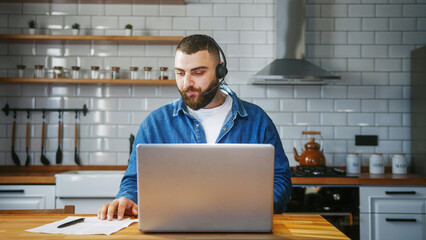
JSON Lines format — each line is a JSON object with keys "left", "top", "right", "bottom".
{"left": 0, "top": 214, "right": 349, "bottom": 239}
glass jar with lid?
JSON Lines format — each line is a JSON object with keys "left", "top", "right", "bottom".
{"left": 91, "top": 66, "right": 100, "bottom": 79}
{"left": 53, "top": 66, "right": 63, "bottom": 78}
{"left": 143, "top": 66, "right": 152, "bottom": 80}
{"left": 111, "top": 66, "right": 120, "bottom": 79}
{"left": 17, "top": 65, "right": 26, "bottom": 78}
{"left": 159, "top": 67, "right": 168, "bottom": 80}
{"left": 130, "top": 67, "right": 139, "bottom": 80}
{"left": 71, "top": 66, "right": 81, "bottom": 79}
{"left": 34, "top": 65, "right": 44, "bottom": 78}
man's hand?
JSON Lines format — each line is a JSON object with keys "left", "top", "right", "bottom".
{"left": 98, "top": 197, "right": 138, "bottom": 221}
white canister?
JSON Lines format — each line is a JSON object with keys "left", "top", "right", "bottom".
{"left": 369, "top": 153, "right": 384, "bottom": 174}
{"left": 346, "top": 153, "right": 361, "bottom": 174}
{"left": 392, "top": 153, "right": 407, "bottom": 174}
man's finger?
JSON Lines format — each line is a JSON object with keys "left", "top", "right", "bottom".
{"left": 98, "top": 203, "right": 108, "bottom": 220}
{"left": 116, "top": 199, "right": 127, "bottom": 221}
{"left": 107, "top": 200, "right": 119, "bottom": 221}
{"left": 132, "top": 203, "right": 138, "bottom": 216}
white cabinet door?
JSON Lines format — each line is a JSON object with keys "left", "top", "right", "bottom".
{"left": 0, "top": 185, "right": 55, "bottom": 209}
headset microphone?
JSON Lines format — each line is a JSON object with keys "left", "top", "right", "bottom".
{"left": 202, "top": 79, "right": 224, "bottom": 96}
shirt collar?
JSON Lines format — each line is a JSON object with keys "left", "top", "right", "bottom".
{"left": 172, "top": 85, "right": 248, "bottom": 118}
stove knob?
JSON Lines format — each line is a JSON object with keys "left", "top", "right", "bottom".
{"left": 333, "top": 193, "right": 341, "bottom": 201}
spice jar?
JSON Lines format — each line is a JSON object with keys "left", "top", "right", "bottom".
{"left": 111, "top": 66, "right": 120, "bottom": 79}
{"left": 143, "top": 66, "right": 152, "bottom": 80}
{"left": 34, "top": 65, "right": 44, "bottom": 78}
{"left": 159, "top": 67, "right": 168, "bottom": 80}
{"left": 17, "top": 65, "right": 26, "bottom": 78}
{"left": 130, "top": 67, "right": 139, "bottom": 80}
{"left": 71, "top": 66, "right": 81, "bottom": 79}
{"left": 369, "top": 153, "right": 384, "bottom": 174}
{"left": 53, "top": 66, "right": 63, "bottom": 79}
{"left": 91, "top": 66, "right": 100, "bottom": 79}
{"left": 392, "top": 153, "right": 407, "bottom": 175}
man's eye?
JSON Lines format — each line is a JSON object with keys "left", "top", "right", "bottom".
{"left": 193, "top": 71, "right": 203, "bottom": 76}
{"left": 176, "top": 71, "right": 184, "bottom": 76}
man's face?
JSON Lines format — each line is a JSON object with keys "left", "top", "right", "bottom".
{"left": 174, "top": 50, "right": 219, "bottom": 110}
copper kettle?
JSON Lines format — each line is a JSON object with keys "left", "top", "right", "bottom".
{"left": 293, "top": 137, "right": 326, "bottom": 166}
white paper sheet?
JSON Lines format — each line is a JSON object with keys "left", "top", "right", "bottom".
{"left": 25, "top": 216, "right": 138, "bottom": 235}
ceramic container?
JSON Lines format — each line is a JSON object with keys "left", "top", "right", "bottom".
{"left": 392, "top": 153, "right": 407, "bottom": 174}
{"left": 346, "top": 153, "right": 361, "bottom": 174}
{"left": 369, "top": 153, "right": 384, "bottom": 174}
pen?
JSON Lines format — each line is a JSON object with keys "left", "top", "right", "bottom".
{"left": 57, "top": 217, "right": 85, "bottom": 228}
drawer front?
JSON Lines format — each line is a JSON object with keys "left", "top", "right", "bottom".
{"left": 360, "top": 213, "right": 425, "bottom": 240}
{"left": 372, "top": 199, "right": 425, "bottom": 214}
{"left": 0, "top": 185, "right": 55, "bottom": 209}
{"left": 360, "top": 186, "right": 426, "bottom": 213}
{"left": 55, "top": 172, "right": 124, "bottom": 197}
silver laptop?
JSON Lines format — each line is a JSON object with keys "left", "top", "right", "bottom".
{"left": 136, "top": 144, "right": 274, "bottom": 233}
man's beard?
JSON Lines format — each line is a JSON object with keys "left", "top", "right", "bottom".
{"left": 179, "top": 79, "right": 219, "bottom": 110}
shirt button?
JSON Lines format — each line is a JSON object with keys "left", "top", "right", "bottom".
{"left": 195, "top": 124, "right": 199, "bottom": 127}
{"left": 223, "top": 128, "right": 227, "bottom": 131}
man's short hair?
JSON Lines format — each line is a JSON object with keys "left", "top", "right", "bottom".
{"left": 176, "top": 34, "right": 220, "bottom": 63}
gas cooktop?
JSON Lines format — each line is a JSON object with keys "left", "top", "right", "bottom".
{"left": 292, "top": 166, "right": 358, "bottom": 178}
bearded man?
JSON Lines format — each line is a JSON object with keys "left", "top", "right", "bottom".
{"left": 98, "top": 34, "right": 292, "bottom": 221}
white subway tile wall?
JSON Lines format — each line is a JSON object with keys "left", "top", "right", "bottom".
{"left": 0, "top": 0, "right": 424, "bottom": 167}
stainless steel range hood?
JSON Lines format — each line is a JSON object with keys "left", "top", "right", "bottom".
{"left": 252, "top": 0, "right": 340, "bottom": 85}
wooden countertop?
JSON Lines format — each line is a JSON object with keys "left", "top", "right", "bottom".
{"left": 0, "top": 214, "right": 349, "bottom": 239}
{"left": 0, "top": 166, "right": 127, "bottom": 184}
{"left": 0, "top": 166, "right": 425, "bottom": 186}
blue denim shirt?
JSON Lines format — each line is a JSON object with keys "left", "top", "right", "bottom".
{"left": 117, "top": 86, "right": 293, "bottom": 213}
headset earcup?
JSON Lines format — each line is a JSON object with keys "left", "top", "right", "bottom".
{"left": 216, "top": 63, "right": 228, "bottom": 79}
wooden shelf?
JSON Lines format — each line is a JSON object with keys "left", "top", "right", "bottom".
{"left": 0, "top": 34, "right": 184, "bottom": 45}
{"left": 0, "top": 0, "right": 185, "bottom": 5}
{"left": 0, "top": 77, "right": 177, "bottom": 85}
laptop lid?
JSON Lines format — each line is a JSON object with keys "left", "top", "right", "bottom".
{"left": 136, "top": 144, "right": 274, "bottom": 233}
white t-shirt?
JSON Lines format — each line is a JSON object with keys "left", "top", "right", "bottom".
{"left": 188, "top": 90, "right": 233, "bottom": 143}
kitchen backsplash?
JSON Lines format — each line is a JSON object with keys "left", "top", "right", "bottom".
{"left": 0, "top": 0, "right": 424, "bottom": 167}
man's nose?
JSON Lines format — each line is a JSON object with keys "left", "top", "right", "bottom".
{"left": 183, "top": 73, "right": 194, "bottom": 89}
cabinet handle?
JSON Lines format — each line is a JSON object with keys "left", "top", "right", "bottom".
{"left": 0, "top": 189, "right": 25, "bottom": 193}
{"left": 386, "top": 218, "right": 417, "bottom": 222}
{"left": 385, "top": 191, "right": 416, "bottom": 195}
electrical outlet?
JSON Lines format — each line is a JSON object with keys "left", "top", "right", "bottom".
{"left": 355, "top": 135, "right": 378, "bottom": 146}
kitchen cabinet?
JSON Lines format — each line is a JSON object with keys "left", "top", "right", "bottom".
{"left": 0, "top": 185, "right": 55, "bottom": 209}
{"left": 55, "top": 171, "right": 124, "bottom": 214}
{"left": 360, "top": 186, "right": 426, "bottom": 240}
